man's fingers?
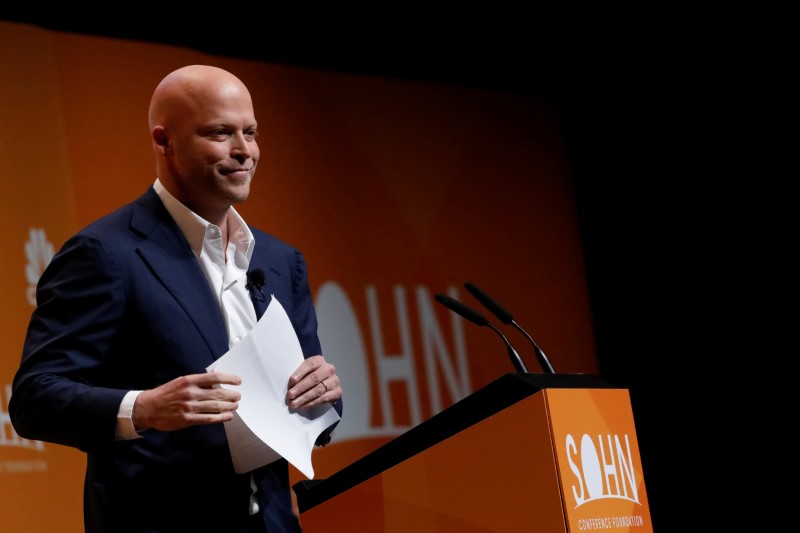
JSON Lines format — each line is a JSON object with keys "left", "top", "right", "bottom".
{"left": 195, "top": 371, "right": 242, "bottom": 387}
{"left": 290, "top": 356, "right": 324, "bottom": 384}
{"left": 195, "top": 399, "right": 239, "bottom": 414}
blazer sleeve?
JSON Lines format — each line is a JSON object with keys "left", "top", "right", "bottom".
{"left": 9, "top": 233, "right": 129, "bottom": 452}
{"left": 284, "top": 247, "right": 343, "bottom": 443}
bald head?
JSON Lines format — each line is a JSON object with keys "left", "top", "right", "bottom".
{"left": 148, "top": 65, "right": 252, "bottom": 131}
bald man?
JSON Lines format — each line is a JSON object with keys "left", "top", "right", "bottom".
{"left": 10, "top": 65, "right": 342, "bottom": 532}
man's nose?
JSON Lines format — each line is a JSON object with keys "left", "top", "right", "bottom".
{"left": 230, "top": 133, "right": 254, "bottom": 160}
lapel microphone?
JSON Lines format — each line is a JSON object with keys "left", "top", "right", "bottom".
{"left": 246, "top": 268, "right": 267, "bottom": 302}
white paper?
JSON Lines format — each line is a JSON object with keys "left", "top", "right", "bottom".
{"left": 206, "top": 295, "right": 340, "bottom": 478}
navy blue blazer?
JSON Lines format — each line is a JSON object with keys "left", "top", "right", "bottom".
{"left": 10, "top": 186, "right": 339, "bottom": 532}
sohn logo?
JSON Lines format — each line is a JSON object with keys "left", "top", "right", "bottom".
{"left": 566, "top": 433, "right": 641, "bottom": 508}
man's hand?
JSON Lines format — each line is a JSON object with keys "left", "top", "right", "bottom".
{"left": 287, "top": 355, "right": 341, "bottom": 410}
{"left": 133, "top": 372, "right": 242, "bottom": 431}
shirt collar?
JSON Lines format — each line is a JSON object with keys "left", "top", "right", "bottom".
{"left": 153, "top": 178, "right": 255, "bottom": 263}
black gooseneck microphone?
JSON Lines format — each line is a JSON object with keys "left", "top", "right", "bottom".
{"left": 246, "top": 268, "right": 267, "bottom": 302}
{"left": 434, "top": 293, "right": 528, "bottom": 373}
{"left": 464, "top": 282, "right": 556, "bottom": 374}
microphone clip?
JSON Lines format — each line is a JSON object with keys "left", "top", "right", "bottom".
{"left": 246, "top": 268, "right": 267, "bottom": 302}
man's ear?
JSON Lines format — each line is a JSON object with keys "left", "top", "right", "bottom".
{"left": 152, "top": 127, "right": 170, "bottom": 152}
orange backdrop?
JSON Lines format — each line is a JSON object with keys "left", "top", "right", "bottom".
{"left": 0, "top": 20, "right": 598, "bottom": 531}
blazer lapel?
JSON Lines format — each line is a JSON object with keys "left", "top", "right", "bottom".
{"left": 129, "top": 188, "right": 229, "bottom": 360}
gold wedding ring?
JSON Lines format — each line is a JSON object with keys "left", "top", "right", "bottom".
{"left": 322, "top": 380, "right": 329, "bottom": 393}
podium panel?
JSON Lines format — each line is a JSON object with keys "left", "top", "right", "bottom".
{"left": 296, "top": 374, "right": 652, "bottom": 532}
{"left": 300, "top": 392, "right": 566, "bottom": 531}
{"left": 546, "top": 388, "right": 652, "bottom": 532}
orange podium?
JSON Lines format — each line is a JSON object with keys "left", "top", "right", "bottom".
{"left": 294, "top": 373, "right": 652, "bottom": 532}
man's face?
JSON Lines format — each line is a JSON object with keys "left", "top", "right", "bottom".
{"left": 166, "top": 82, "right": 260, "bottom": 217}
